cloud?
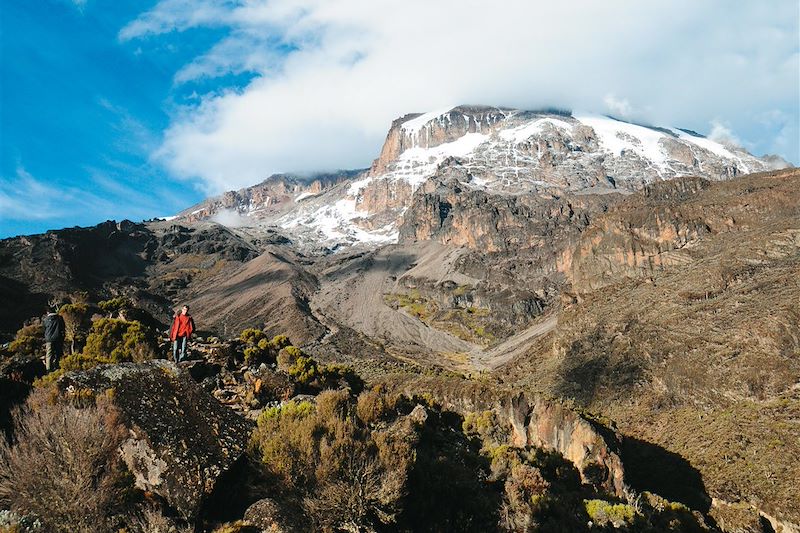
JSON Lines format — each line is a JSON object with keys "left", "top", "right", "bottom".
{"left": 708, "top": 120, "right": 742, "bottom": 148}
{"left": 603, "top": 94, "right": 635, "bottom": 119}
{"left": 0, "top": 166, "right": 114, "bottom": 222}
{"left": 121, "top": 0, "right": 800, "bottom": 193}
{"left": 210, "top": 208, "right": 253, "bottom": 228}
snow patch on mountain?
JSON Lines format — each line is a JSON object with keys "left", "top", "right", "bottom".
{"left": 392, "top": 132, "right": 489, "bottom": 188}
{"left": 279, "top": 197, "right": 398, "bottom": 246}
{"left": 575, "top": 113, "right": 672, "bottom": 171}
{"left": 400, "top": 106, "right": 458, "bottom": 134}
{"left": 498, "top": 117, "right": 573, "bottom": 143}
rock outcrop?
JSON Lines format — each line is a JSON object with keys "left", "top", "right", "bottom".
{"left": 561, "top": 169, "right": 800, "bottom": 293}
{"left": 504, "top": 393, "right": 626, "bottom": 497}
{"left": 57, "top": 360, "right": 252, "bottom": 520}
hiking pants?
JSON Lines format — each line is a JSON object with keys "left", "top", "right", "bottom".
{"left": 45, "top": 340, "right": 63, "bottom": 371}
{"left": 173, "top": 336, "right": 188, "bottom": 363}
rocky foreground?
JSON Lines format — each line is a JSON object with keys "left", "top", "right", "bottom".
{"left": 0, "top": 336, "right": 720, "bottom": 532}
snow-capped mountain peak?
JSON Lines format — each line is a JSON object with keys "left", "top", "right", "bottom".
{"left": 178, "top": 105, "right": 788, "bottom": 250}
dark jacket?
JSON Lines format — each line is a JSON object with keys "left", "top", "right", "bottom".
{"left": 43, "top": 313, "right": 66, "bottom": 343}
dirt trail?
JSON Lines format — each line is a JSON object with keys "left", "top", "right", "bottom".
{"left": 470, "top": 314, "right": 558, "bottom": 370}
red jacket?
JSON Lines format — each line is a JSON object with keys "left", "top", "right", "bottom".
{"left": 170, "top": 314, "right": 195, "bottom": 340}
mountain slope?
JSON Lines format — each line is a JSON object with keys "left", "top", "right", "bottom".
{"left": 499, "top": 167, "right": 800, "bottom": 528}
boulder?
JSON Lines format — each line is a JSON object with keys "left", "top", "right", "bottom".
{"left": 243, "top": 498, "right": 298, "bottom": 532}
{"left": 57, "top": 359, "right": 253, "bottom": 520}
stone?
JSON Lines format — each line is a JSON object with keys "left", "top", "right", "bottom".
{"left": 243, "top": 498, "right": 298, "bottom": 533}
{"left": 57, "top": 359, "right": 253, "bottom": 520}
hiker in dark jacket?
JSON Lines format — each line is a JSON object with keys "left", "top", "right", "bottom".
{"left": 43, "top": 307, "right": 66, "bottom": 371}
{"left": 170, "top": 305, "right": 195, "bottom": 363}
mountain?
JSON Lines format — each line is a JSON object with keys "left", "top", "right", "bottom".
{"left": 1, "top": 105, "right": 798, "bottom": 532}
{"left": 172, "top": 105, "right": 786, "bottom": 251}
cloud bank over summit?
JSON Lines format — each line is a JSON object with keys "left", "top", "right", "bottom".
{"left": 120, "top": 0, "right": 799, "bottom": 193}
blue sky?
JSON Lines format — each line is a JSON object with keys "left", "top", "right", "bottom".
{"left": 0, "top": 0, "right": 222, "bottom": 237}
{"left": 1, "top": 0, "right": 798, "bottom": 238}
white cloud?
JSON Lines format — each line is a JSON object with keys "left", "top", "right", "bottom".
{"left": 121, "top": 0, "right": 800, "bottom": 193}
{"left": 210, "top": 208, "right": 252, "bottom": 227}
{"left": 603, "top": 94, "right": 635, "bottom": 119}
{"left": 0, "top": 166, "right": 114, "bottom": 221}
{"left": 708, "top": 120, "right": 742, "bottom": 148}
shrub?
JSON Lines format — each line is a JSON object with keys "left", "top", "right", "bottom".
{"left": 61, "top": 318, "right": 156, "bottom": 372}
{"left": 584, "top": 499, "right": 636, "bottom": 527}
{"left": 356, "top": 387, "right": 391, "bottom": 426}
{"left": 0, "top": 390, "right": 133, "bottom": 532}
{"left": 98, "top": 297, "right": 132, "bottom": 317}
{"left": 8, "top": 324, "right": 43, "bottom": 358}
{"left": 125, "top": 507, "right": 191, "bottom": 533}
{"left": 251, "top": 390, "right": 418, "bottom": 531}
{"left": 59, "top": 303, "right": 90, "bottom": 354}
{"left": 276, "top": 345, "right": 302, "bottom": 371}
{"left": 239, "top": 328, "right": 266, "bottom": 345}
{"left": 210, "top": 521, "right": 260, "bottom": 533}
{"left": 240, "top": 331, "right": 289, "bottom": 366}
{"left": 270, "top": 335, "right": 291, "bottom": 350}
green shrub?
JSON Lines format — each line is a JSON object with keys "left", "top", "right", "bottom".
{"left": 8, "top": 324, "right": 44, "bottom": 358}
{"left": 288, "top": 355, "right": 319, "bottom": 386}
{"left": 584, "top": 499, "right": 636, "bottom": 527}
{"left": 240, "top": 331, "right": 290, "bottom": 366}
{"left": 98, "top": 297, "right": 132, "bottom": 316}
{"left": 276, "top": 345, "right": 302, "bottom": 371}
{"left": 250, "top": 390, "right": 418, "bottom": 531}
{"left": 239, "top": 328, "right": 266, "bottom": 345}
{"left": 60, "top": 319, "right": 156, "bottom": 372}
{"left": 270, "top": 334, "right": 291, "bottom": 350}
{"left": 283, "top": 352, "right": 363, "bottom": 393}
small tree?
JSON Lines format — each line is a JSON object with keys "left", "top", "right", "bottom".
{"left": 59, "top": 303, "right": 90, "bottom": 354}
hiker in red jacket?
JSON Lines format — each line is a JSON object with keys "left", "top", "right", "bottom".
{"left": 170, "top": 305, "right": 195, "bottom": 363}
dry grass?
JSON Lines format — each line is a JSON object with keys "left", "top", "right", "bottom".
{"left": 0, "top": 389, "right": 132, "bottom": 532}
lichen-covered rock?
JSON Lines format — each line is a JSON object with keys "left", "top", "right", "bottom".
{"left": 57, "top": 359, "right": 253, "bottom": 520}
{"left": 243, "top": 498, "right": 298, "bottom": 533}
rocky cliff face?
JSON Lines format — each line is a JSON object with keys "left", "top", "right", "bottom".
{"left": 398, "top": 167, "right": 619, "bottom": 252}
{"left": 176, "top": 170, "right": 362, "bottom": 226}
{"left": 561, "top": 168, "right": 800, "bottom": 293}
{"left": 504, "top": 393, "right": 627, "bottom": 497}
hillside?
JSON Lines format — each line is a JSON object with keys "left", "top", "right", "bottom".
{"left": 499, "top": 168, "right": 800, "bottom": 529}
